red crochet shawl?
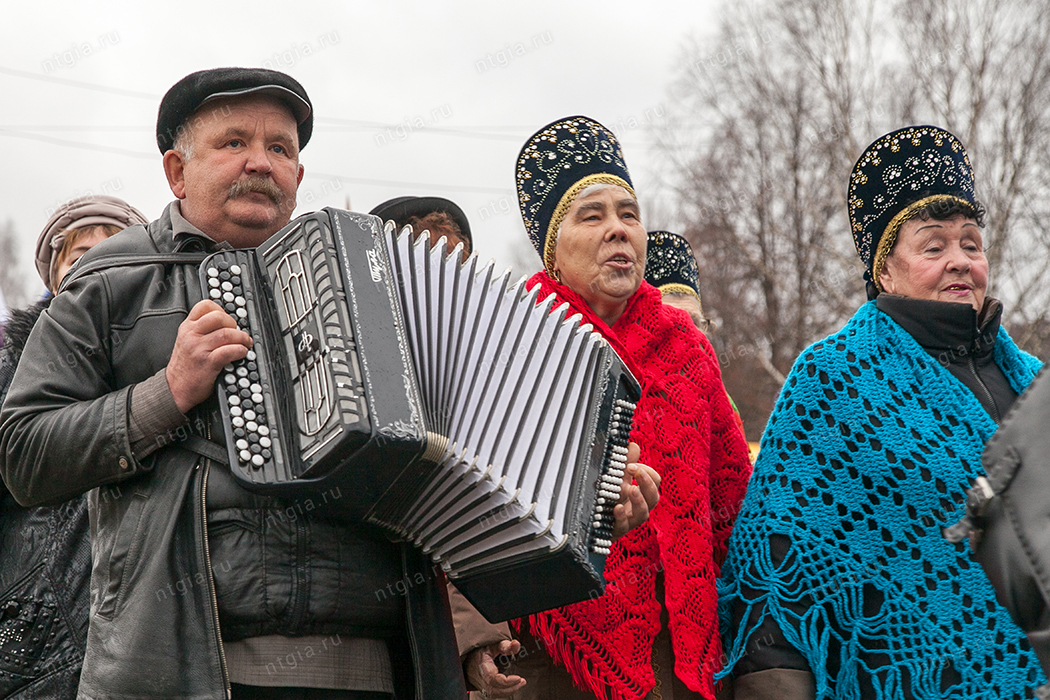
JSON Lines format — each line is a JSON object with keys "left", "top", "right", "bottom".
{"left": 522, "top": 272, "right": 752, "bottom": 700}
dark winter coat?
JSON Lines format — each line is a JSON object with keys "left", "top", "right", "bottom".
{"left": 0, "top": 298, "right": 92, "bottom": 700}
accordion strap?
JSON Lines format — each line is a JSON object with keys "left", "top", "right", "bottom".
{"left": 60, "top": 250, "right": 230, "bottom": 466}
{"left": 60, "top": 252, "right": 211, "bottom": 291}
{"left": 179, "top": 435, "right": 230, "bottom": 465}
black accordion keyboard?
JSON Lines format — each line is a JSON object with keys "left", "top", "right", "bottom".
{"left": 200, "top": 208, "right": 640, "bottom": 621}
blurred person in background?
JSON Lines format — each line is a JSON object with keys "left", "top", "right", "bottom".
{"left": 644, "top": 230, "right": 709, "bottom": 332}
{"left": 370, "top": 195, "right": 473, "bottom": 257}
{"left": 644, "top": 230, "right": 746, "bottom": 441}
{"left": 0, "top": 194, "right": 147, "bottom": 699}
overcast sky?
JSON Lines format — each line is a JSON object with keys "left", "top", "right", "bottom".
{"left": 0, "top": 0, "right": 717, "bottom": 302}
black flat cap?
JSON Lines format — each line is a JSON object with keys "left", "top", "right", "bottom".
{"left": 370, "top": 196, "right": 473, "bottom": 251}
{"left": 156, "top": 67, "right": 313, "bottom": 154}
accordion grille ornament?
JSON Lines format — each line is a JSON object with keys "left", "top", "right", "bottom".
{"left": 200, "top": 208, "right": 640, "bottom": 621}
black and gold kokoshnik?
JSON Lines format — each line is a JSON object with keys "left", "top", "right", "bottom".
{"left": 644, "top": 230, "right": 702, "bottom": 302}
{"left": 848, "top": 125, "right": 977, "bottom": 290}
{"left": 516, "top": 116, "right": 634, "bottom": 274}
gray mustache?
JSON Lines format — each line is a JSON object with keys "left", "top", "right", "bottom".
{"left": 228, "top": 177, "right": 285, "bottom": 205}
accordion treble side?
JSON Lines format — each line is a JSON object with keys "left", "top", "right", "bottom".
{"left": 200, "top": 208, "right": 640, "bottom": 620}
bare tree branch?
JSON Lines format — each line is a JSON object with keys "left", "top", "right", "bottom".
{"left": 656, "top": 0, "right": 1050, "bottom": 437}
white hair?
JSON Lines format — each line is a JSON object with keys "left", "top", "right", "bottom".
{"left": 577, "top": 182, "right": 631, "bottom": 200}
{"left": 555, "top": 183, "right": 637, "bottom": 239}
{"left": 172, "top": 127, "right": 194, "bottom": 161}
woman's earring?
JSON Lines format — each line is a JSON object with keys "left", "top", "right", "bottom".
{"left": 551, "top": 268, "right": 561, "bottom": 282}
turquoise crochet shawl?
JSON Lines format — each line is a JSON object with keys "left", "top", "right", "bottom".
{"left": 719, "top": 301, "right": 1045, "bottom": 698}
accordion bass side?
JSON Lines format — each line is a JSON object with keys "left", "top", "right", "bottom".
{"left": 199, "top": 208, "right": 640, "bottom": 621}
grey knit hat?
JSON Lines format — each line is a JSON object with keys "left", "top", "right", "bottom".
{"left": 36, "top": 195, "right": 149, "bottom": 292}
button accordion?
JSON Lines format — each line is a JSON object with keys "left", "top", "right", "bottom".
{"left": 199, "top": 208, "right": 640, "bottom": 621}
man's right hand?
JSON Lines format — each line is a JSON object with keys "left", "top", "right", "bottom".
{"left": 166, "top": 300, "right": 253, "bottom": 414}
{"left": 466, "top": 640, "right": 526, "bottom": 697}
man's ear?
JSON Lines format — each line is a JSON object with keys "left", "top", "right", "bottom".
{"left": 163, "top": 150, "right": 188, "bottom": 199}
{"left": 297, "top": 164, "right": 304, "bottom": 186}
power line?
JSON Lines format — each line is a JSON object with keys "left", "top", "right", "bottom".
{"left": 0, "top": 128, "right": 156, "bottom": 160}
{"left": 305, "top": 171, "right": 513, "bottom": 196}
{"left": 0, "top": 119, "right": 660, "bottom": 149}
{"left": 0, "top": 65, "right": 158, "bottom": 100}
{"left": 317, "top": 117, "right": 524, "bottom": 142}
{"left": 0, "top": 129, "right": 513, "bottom": 196}
{"left": 315, "top": 116, "right": 656, "bottom": 147}
{"left": 0, "top": 125, "right": 150, "bottom": 132}
{"left": 317, "top": 117, "right": 531, "bottom": 131}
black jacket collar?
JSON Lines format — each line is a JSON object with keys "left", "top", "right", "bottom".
{"left": 876, "top": 294, "right": 1002, "bottom": 361}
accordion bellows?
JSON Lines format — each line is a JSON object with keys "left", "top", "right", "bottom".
{"left": 199, "top": 208, "right": 640, "bottom": 621}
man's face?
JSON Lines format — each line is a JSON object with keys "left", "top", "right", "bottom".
{"left": 163, "top": 94, "right": 304, "bottom": 248}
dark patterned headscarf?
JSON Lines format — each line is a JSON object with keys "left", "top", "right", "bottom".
{"left": 516, "top": 116, "right": 634, "bottom": 274}
{"left": 848, "top": 125, "right": 977, "bottom": 292}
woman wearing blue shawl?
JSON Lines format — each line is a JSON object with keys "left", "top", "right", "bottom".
{"left": 719, "top": 126, "right": 1045, "bottom": 699}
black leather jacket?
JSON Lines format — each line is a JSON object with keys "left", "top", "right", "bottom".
{"left": 0, "top": 207, "right": 464, "bottom": 700}
{"left": 0, "top": 299, "right": 91, "bottom": 699}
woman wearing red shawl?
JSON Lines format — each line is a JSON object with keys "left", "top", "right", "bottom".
{"left": 452, "top": 116, "right": 752, "bottom": 700}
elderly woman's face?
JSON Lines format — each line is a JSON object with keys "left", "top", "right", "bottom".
{"left": 879, "top": 215, "right": 988, "bottom": 311}
{"left": 662, "top": 292, "right": 708, "bottom": 331}
{"left": 553, "top": 186, "right": 646, "bottom": 324}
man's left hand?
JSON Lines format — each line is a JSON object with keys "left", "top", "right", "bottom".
{"left": 612, "top": 441, "right": 660, "bottom": 540}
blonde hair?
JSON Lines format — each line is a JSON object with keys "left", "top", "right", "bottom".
{"left": 53, "top": 223, "right": 123, "bottom": 282}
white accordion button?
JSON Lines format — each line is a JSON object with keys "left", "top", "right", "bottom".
{"left": 232, "top": 416, "right": 245, "bottom": 428}
{"left": 229, "top": 406, "right": 242, "bottom": 417}
{"left": 235, "top": 439, "right": 248, "bottom": 450}
{"left": 244, "top": 409, "right": 256, "bottom": 421}
{"left": 251, "top": 454, "right": 265, "bottom": 467}
{"left": 246, "top": 350, "right": 257, "bottom": 361}
{"left": 221, "top": 281, "right": 233, "bottom": 292}
{"left": 251, "top": 392, "right": 264, "bottom": 404}
{"left": 258, "top": 425, "right": 270, "bottom": 436}
{"left": 246, "top": 421, "right": 258, "bottom": 432}
{"left": 210, "top": 289, "right": 221, "bottom": 299}
{"left": 259, "top": 436, "right": 271, "bottom": 448}
{"left": 239, "top": 449, "right": 252, "bottom": 462}
{"left": 230, "top": 264, "right": 242, "bottom": 275}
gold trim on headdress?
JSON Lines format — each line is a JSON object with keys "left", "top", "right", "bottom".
{"left": 658, "top": 283, "right": 701, "bottom": 301}
{"left": 871, "top": 194, "right": 972, "bottom": 291}
{"left": 542, "top": 174, "right": 635, "bottom": 274}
